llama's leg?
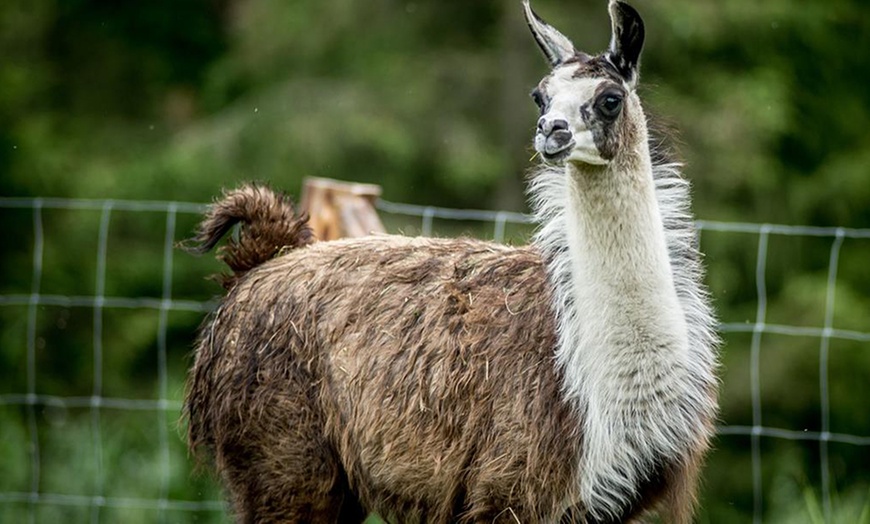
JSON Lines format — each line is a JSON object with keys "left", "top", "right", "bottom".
{"left": 218, "top": 436, "right": 357, "bottom": 524}
{"left": 336, "top": 487, "right": 368, "bottom": 523}
{"left": 216, "top": 387, "right": 366, "bottom": 523}
{"left": 657, "top": 452, "right": 706, "bottom": 524}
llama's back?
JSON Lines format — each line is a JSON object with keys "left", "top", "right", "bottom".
{"left": 189, "top": 234, "right": 585, "bottom": 522}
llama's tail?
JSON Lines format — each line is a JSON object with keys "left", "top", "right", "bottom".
{"left": 185, "top": 183, "right": 314, "bottom": 289}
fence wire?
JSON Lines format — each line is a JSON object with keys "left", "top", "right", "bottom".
{"left": 1, "top": 195, "right": 869, "bottom": 523}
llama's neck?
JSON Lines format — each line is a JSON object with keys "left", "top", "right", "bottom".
{"left": 530, "top": 154, "right": 713, "bottom": 520}
{"left": 562, "top": 160, "right": 688, "bottom": 372}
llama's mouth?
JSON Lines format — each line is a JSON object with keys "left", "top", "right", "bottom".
{"left": 542, "top": 148, "right": 572, "bottom": 162}
{"left": 536, "top": 131, "right": 575, "bottom": 163}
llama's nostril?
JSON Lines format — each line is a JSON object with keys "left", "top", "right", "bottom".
{"left": 551, "top": 119, "right": 569, "bottom": 132}
{"left": 538, "top": 118, "right": 569, "bottom": 137}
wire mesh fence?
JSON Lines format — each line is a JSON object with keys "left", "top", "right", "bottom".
{"left": 1, "top": 195, "right": 868, "bottom": 523}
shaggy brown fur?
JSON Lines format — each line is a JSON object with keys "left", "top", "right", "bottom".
{"left": 184, "top": 186, "right": 691, "bottom": 523}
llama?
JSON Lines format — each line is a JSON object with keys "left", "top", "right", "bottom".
{"left": 184, "top": 1, "right": 719, "bottom": 522}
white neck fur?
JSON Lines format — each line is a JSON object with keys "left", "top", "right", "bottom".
{"left": 529, "top": 143, "right": 719, "bottom": 520}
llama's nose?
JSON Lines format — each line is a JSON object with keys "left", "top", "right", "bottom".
{"left": 537, "top": 117, "right": 569, "bottom": 137}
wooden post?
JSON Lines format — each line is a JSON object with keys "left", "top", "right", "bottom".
{"left": 300, "top": 177, "right": 386, "bottom": 241}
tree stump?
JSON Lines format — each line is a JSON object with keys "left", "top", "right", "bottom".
{"left": 300, "top": 177, "right": 386, "bottom": 241}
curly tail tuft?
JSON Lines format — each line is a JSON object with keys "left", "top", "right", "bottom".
{"left": 184, "top": 184, "right": 314, "bottom": 289}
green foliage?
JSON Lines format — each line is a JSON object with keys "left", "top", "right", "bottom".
{"left": 1, "top": 0, "right": 869, "bottom": 522}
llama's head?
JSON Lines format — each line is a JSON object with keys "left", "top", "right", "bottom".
{"left": 524, "top": 0, "right": 646, "bottom": 166}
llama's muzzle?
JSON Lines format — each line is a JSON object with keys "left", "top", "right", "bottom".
{"left": 535, "top": 116, "right": 575, "bottom": 161}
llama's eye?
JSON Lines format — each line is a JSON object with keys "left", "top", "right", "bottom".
{"left": 596, "top": 92, "right": 623, "bottom": 119}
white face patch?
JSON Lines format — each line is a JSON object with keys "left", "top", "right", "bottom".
{"left": 568, "top": 130, "right": 609, "bottom": 165}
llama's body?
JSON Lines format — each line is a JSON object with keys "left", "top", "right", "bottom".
{"left": 190, "top": 232, "right": 705, "bottom": 523}
{"left": 192, "top": 237, "right": 585, "bottom": 522}
{"left": 185, "top": 2, "right": 719, "bottom": 522}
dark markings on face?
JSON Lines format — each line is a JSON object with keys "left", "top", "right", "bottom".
{"left": 530, "top": 86, "right": 549, "bottom": 116}
{"left": 579, "top": 82, "right": 627, "bottom": 161}
{"left": 569, "top": 55, "right": 625, "bottom": 84}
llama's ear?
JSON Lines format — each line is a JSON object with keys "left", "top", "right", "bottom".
{"left": 523, "top": 0, "right": 577, "bottom": 67}
{"left": 606, "top": 0, "right": 645, "bottom": 87}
